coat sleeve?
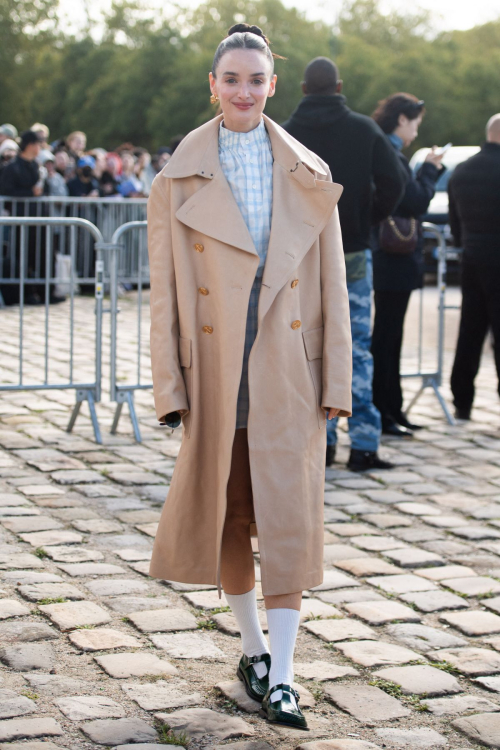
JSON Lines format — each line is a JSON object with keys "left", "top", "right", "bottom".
{"left": 320, "top": 196, "right": 353, "bottom": 417}
{"left": 147, "top": 174, "right": 189, "bottom": 422}
{"left": 397, "top": 161, "right": 440, "bottom": 218}
{"left": 448, "top": 173, "right": 462, "bottom": 247}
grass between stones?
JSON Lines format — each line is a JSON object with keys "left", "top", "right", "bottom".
{"left": 37, "top": 597, "right": 68, "bottom": 605}
{"left": 197, "top": 618, "right": 217, "bottom": 630}
{"left": 426, "top": 660, "right": 461, "bottom": 674}
{"left": 34, "top": 547, "right": 49, "bottom": 558}
{"left": 21, "top": 690, "right": 39, "bottom": 699}
{"left": 155, "top": 721, "right": 189, "bottom": 747}
{"left": 368, "top": 678, "right": 429, "bottom": 711}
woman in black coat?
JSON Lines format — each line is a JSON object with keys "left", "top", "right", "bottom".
{"left": 371, "top": 94, "right": 444, "bottom": 437}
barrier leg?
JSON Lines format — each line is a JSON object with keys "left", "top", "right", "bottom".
{"left": 67, "top": 399, "right": 82, "bottom": 433}
{"left": 87, "top": 391, "right": 103, "bottom": 444}
{"left": 405, "top": 384, "right": 425, "bottom": 416}
{"left": 113, "top": 390, "right": 142, "bottom": 443}
{"left": 431, "top": 381, "right": 456, "bottom": 426}
{"left": 110, "top": 402, "right": 124, "bottom": 435}
{"left": 67, "top": 389, "right": 103, "bottom": 444}
{"left": 126, "top": 391, "right": 142, "bottom": 444}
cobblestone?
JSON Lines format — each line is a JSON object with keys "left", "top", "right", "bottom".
{"left": 1, "top": 288, "right": 500, "bottom": 748}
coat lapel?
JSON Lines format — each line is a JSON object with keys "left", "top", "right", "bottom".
{"left": 164, "top": 113, "right": 343, "bottom": 288}
{"left": 175, "top": 170, "right": 258, "bottom": 256}
{"left": 258, "top": 117, "right": 343, "bottom": 323}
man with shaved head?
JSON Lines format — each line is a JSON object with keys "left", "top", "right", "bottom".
{"left": 448, "top": 114, "right": 500, "bottom": 420}
{"left": 282, "top": 58, "right": 406, "bottom": 471}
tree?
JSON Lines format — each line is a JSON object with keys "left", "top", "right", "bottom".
{"left": 0, "top": 0, "right": 59, "bottom": 124}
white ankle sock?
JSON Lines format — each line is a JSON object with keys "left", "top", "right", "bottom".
{"left": 267, "top": 608, "right": 301, "bottom": 707}
{"left": 225, "top": 589, "right": 269, "bottom": 678}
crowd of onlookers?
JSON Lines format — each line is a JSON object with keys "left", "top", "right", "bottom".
{"left": 0, "top": 122, "right": 183, "bottom": 199}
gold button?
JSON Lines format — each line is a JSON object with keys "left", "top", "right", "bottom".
{"left": 291, "top": 320, "right": 301, "bottom": 330}
{"left": 198, "top": 287, "right": 209, "bottom": 296}
{"left": 202, "top": 325, "right": 213, "bottom": 334}
{"left": 194, "top": 243, "right": 204, "bottom": 253}
{"left": 291, "top": 279, "right": 299, "bottom": 289}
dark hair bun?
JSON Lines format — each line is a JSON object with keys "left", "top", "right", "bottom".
{"left": 227, "top": 23, "right": 270, "bottom": 46}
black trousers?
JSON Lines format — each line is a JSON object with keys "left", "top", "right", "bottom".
{"left": 371, "top": 290, "right": 412, "bottom": 426}
{"left": 451, "top": 250, "right": 500, "bottom": 410}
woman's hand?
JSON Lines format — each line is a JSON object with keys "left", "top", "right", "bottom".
{"left": 425, "top": 146, "right": 444, "bottom": 170}
{"left": 326, "top": 407, "right": 341, "bottom": 420}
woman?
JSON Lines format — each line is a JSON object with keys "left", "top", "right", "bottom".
{"left": 371, "top": 93, "right": 444, "bottom": 437}
{"left": 147, "top": 24, "right": 351, "bottom": 730}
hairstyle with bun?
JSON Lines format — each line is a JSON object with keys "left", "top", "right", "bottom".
{"left": 212, "top": 23, "right": 285, "bottom": 77}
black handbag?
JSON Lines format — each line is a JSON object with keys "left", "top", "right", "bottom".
{"left": 379, "top": 216, "right": 418, "bottom": 255}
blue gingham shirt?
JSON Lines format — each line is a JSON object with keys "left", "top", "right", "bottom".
{"left": 219, "top": 119, "right": 273, "bottom": 275}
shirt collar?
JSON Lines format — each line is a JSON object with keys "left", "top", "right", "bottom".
{"left": 388, "top": 132, "right": 404, "bottom": 151}
{"left": 219, "top": 119, "right": 269, "bottom": 151}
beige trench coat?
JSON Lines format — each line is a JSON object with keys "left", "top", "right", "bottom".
{"left": 148, "top": 114, "right": 352, "bottom": 595}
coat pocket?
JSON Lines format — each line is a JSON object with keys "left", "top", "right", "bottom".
{"left": 179, "top": 336, "right": 193, "bottom": 438}
{"left": 302, "top": 326, "right": 326, "bottom": 429}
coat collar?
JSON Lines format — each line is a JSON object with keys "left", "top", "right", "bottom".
{"left": 162, "top": 114, "right": 329, "bottom": 182}
{"left": 167, "top": 114, "right": 343, "bottom": 324}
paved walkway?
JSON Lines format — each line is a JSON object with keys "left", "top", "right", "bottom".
{"left": 1, "top": 286, "right": 500, "bottom": 749}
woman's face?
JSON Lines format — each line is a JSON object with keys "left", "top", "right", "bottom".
{"left": 395, "top": 114, "right": 423, "bottom": 147}
{"left": 209, "top": 48, "right": 277, "bottom": 133}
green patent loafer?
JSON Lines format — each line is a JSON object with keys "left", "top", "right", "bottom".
{"left": 260, "top": 683, "right": 308, "bottom": 730}
{"left": 237, "top": 652, "right": 271, "bottom": 702}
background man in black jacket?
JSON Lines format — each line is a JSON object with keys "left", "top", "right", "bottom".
{"left": 0, "top": 130, "right": 42, "bottom": 198}
{"left": 282, "top": 58, "right": 406, "bottom": 471}
{"left": 448, "top": 114, "right": 500, "bottom": 420}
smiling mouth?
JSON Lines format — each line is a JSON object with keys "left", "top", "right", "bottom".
{"left": 233, "top": 103, "right": 253, "bottom": 109}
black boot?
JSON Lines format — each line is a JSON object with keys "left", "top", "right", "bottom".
{"left": 455, "top": 407, "right": 471, "bottom": 421}
{"left": 326, "top": 445, "right": 336, "bottom": 467}
{"left": 397, "top": 413, "right": 423, "bottom": 431}
{"left": 382, "top": 421, "right": 414, "bottom": 438}
{"left": 348, "top": 449, "right": 394, "bottom": 472}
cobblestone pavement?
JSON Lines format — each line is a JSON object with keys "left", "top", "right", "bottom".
{"left": 1, "top": 287, "right": 500, "bottom": 750}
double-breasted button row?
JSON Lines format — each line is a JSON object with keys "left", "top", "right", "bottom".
{"left": 198, "top": 287, "right": 209, "bottom": 296}
{"left": 291, "top": 279, "right": 299, "bottom": 288}
{"left": 202, "top": 325, "right": 213, "bottom": 335}
{"left": 291, "top": 320, "right": 301, "bottom": 330}
{"left": 194, "top": 243, "right": 204, "bottom": 253}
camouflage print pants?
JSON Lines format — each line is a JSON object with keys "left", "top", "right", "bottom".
{"left": 327, "top": 249, "right": 382, "bottom": 452}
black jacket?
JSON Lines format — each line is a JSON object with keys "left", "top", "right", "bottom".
{"left": 282, "top": 95, "right": 406, "bottom": 254}
{"left": 373, "top": 148, "right": 440, "bottom": 292}
{"left": 0, "top": 155, "right": 39, "bottom": 197}
{"left": 448, "top": 142, "right": 500, "bottom": 253}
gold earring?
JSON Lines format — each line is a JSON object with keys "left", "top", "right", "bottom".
{"left": 210, "top": 93, "right": 219, "bottom": 104}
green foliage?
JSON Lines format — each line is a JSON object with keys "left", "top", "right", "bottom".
{"left": 34, "top": 547, "right": 49, "bottom": 558}
{"left": 369, "top": 678, "right": 428, "bottom": 711}
{"left": 37, "top": 597, "right": 67, "bottom": 605}
{"left": 197, "top": 617, "right": 217, "bottom": 630}
{"left": 155, "top": 721, "right": 189, "bottom": 747}
{"left": 1, "top": 0, "right": 499, "bottom": 152}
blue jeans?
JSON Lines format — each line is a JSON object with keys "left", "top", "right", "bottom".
{"left": 327, "top": 250, "right": 381, "bottom": 452}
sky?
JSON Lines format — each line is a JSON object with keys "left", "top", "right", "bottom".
{"left": 58, "top": 0, "right": 500, "bottom": 35}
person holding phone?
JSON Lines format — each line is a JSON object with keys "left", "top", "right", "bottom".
{"left": 370, "top": 93, "right": 444, "bottom": 437}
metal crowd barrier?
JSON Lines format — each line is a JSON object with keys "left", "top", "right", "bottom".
{"left": 402, "top": 221, "right": 455, "bottom": 425}
{"left": 107, "top": 221, "right": 150, "bottom": 442}
{"left": 0, "top": 214, "right": 458, "bottom": 444}
{"left": 0, "top": 216, "right": 105, "bottom": 443}
{"left": 0, "top": 196, "right": 147, "bottom": 280}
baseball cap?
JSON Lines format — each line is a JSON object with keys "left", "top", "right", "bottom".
{"left": 77, "top": 155, "right": 96, "bottom": 169}
{"left": 40, "top": 149, "right": 55, "bottom": 164}
{"left": 0, "top": 124, "right": 18, "bottom": 140}
{"left": 0, "top": 139, "right": 19, "bottom": 156}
